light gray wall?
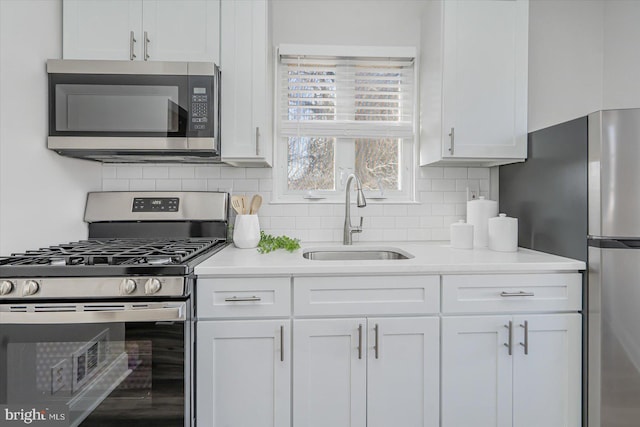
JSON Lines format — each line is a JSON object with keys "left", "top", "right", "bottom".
{"left": 0, "top": 0, "right": 102, "bottom": 254}
{"left": 602, "top": 0, "right": 640, "bottom": 109}
{"left": 272, "top": 0, "right": 424, "bottom": 47}
{"left": 528, "top": 0, "right": 640, "bottom": 131}
{"left": 528, "top": 0, "right": 604, "bottom": 132}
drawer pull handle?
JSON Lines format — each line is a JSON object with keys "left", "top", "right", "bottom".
{"left": 358, "top": 324, "right": 363, "bottom": 360}
{"left": 504, "top": 321, "right": 513, "bottom": 356}
{"left": 519, "top": 321, "right": 529, "bottom": 355}
{"left": 280, "top": 325, "right": 285, "bottom": 362}
{"left": 224, "top": 296, "right": 262, "bottom": 302}
{"left": 500, "top": 291, "right": 535, "bottom": 297}
{"left": 374, "top": 323, "right": 380, "bottom": 359}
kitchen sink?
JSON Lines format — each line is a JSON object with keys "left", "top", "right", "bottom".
{"left": 302, "top": 247, "right": 414, "bottom": 261}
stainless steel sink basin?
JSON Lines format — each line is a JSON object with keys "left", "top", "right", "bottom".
{"left": 302, "top": 247, "right": 414, "bottom": 261}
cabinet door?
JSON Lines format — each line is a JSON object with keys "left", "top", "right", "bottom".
{"left": 512, "top": 314, "right": 582, "bottom": 427}
{"left": 441, "top": 316, "right": 513, "bottom": 427}
{"left": 293, "top": 319, "right": 366, "bottom": 427}
{"left": 367, "top": 317, "right": 439, "bottom": 427}
{"left": 220, "top": 0, "right": 272, "bottom": 166}
{"left": 142, "top": 0, "right": 220, "bottom": 63}
{"left": 196, "top": 320, "right": 290, "bottom": 427}
{"left": 63, "top": 0, "right": 142, "bottom": 60}
{"left": 441, "top": 0, "right": 528, "bottom": 159}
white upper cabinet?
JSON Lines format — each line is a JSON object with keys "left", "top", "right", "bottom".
{"left": 63, "top": 0, "right": 220, "bottom": 63}
{"left": 420, "top": 0, "right": 529, "bottom": 167}
{"left": 219, "top": 0, "right": 273, "bottom": 167}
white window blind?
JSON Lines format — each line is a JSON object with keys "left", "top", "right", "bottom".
{"left": 275, "top": 46, "right": 416, "bottom": 201}
{"left": 279, "top": 56, "right": 415, "bottom": 137}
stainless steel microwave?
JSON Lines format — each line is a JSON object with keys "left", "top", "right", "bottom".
{"left": 47, "top": 59, "right": 220, "bottom": 163}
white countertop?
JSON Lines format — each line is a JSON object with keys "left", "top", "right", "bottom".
{"left": 194, "top": 241, "right": 586, "bottom": 277}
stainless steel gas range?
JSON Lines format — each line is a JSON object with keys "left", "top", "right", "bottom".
{"left": 0, "top": 191, "right": 228, "bottom": 427}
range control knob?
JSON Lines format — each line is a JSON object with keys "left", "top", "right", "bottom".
{"left": 23, "top": 280, "right": 40, "bottom": 296}
{"left": 0, "top": 280, "right": 15, "bottom": 295}
{"left": 120, "top": 279, "right": 137, "bottom": 295}
{"left": 145, "top": 278, "right": 162, "bottom": 295}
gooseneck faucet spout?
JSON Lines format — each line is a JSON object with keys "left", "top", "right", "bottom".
{"left": 343, "top": 174, "right": 367, "bottom": 245}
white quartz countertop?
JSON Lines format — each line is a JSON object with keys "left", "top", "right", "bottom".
{"left": 194, "top": 241, "right": 586, "bottom": 277}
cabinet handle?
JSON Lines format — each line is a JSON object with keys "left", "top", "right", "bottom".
{"left": 224, "top": 296, "right": 261, "bottom": 302}
{"left": 500, "top": 291, "right": 535, "bottom": 297}
{"left": 374, "top": 323, "right": 379, "bottom": 359}
{"left": 255, "top": 127, "right": 260, "bottom": 156}
{"left": 503, "top": 321, "right": 513, "bottom": 356}
{"left": 519, "top": 320, "right": 529, "bottom": 355}
{"left": 144, "top": 31, "right": 150, "bottom": 61}
{"left": 448, "top": 127, "right": 455, "bottom": 155}
{"left": 129, "top": 31, "right": 137, "bottom": 60}
{"left": 280, "top": 325, "right": 285, "bottom": 362}
{"left": 357, "top": 324, "right": 363, "bottom": 360}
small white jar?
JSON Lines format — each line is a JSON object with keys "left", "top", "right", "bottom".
{"left": 488, "top": 213, "right": 518, "bottom": 252}
{"left": 233, "top": 214, "right": 260, "bottom": 249}
{"left": 450, "top": 220, "right": 474, "bottom": 249}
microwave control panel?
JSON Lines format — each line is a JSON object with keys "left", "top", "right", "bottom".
{"left": 191, "top": 86, "right": 209, "bottom": 131}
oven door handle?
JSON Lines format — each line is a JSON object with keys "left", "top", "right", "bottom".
{"left": 0, "top": 306, "right": 186, "bottom": 324}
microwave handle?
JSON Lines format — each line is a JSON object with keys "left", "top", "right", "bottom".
{"left": 129, "top": 31, "right": 137, "bottom": 61}
{"left": 0, "top": 306, "right": 185, "bottom": 324}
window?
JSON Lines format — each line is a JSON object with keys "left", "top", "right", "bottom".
{"left": 275, "top": 45, "right": 416, "bottom": 202}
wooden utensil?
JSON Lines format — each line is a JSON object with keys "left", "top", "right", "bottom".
{"left": 230, "top": 196, "right": 244, "bottom": 215}
{"left": 240, "top": 195, "right": 249, "bottom": 214}
{"left": 249, "top": 194, "right": 263, "bottom": 214}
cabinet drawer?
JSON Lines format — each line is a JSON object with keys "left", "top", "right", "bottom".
{"left": 442, "top": 273, "right": 582, "bottom": 313}
{"left": 294, "top": 275, "right": 439, "bottom": 316}
{"left": 197, "top": 277, "right": 291, "bottom": 319}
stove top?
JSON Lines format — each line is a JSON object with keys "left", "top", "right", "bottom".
{"left": 1, "top": 238, "right": 225, "bottom": 267}
{"left": 0, "top": 191, "right": 229, "bottom": 300}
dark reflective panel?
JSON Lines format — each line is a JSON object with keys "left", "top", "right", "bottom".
{"left": 1, "top": 322, "right": 185, "bottom": 426}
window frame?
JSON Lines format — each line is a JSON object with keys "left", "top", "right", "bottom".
{"left": 273, "top": 44, "right": 418, "bottom": 203}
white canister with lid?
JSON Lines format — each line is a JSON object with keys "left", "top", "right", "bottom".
{"left": 450, "top": 220, "right": 474, "bottom": 249}
{"left": 466, "top": 196, "right": 498, "bottom": 248}
{"left": 488, "top": 213, "right": 518, "bottom": 252}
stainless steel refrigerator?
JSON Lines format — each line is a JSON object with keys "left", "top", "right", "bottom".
{"left": 500, "top": 108, "right": 640, "bottom": 427}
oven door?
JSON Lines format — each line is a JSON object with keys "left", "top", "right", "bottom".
{"left": 0, "top": 301, "right": 191, "bottom": 427}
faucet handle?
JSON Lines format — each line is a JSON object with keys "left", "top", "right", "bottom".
{"left": 352, "top": 217, "right": 364, "bottom": 233}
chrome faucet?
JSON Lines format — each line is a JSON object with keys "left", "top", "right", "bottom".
{"left": 343, "top": 173, "right": 367, "bottom": 245}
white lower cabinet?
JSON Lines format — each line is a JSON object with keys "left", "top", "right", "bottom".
{"left": 293, "top": 317, "right": 439, "bottom": 427}
{"left": 196, "top": 320, "right": 290, "bottom": 427}
{"left": 441, "top": 313, "right": 582, "bottom": 427}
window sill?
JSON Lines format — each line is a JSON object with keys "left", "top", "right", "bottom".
{"left": 268, "top": 199, "right": 421, "bottom": 205}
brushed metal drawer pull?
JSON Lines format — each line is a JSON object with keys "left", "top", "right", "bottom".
{"left": 358, "top": 324, "right": 363, "bottom": 360}
{"left": 500, "top": 291, "right": 535, "bottom": 297}
{"left": 519, "top": 320, "right": 529, "bottom": 355}
{"left": 504, "top": 321, "right": 513, "bottom": 356}
{"left": 280, "top": 325, "right": 284, "bottom": 362}
{"left": 374, "top": 323, "right": 380, "bottom": 359}
{"left": 224, "top": 296, "right": 262, "bottom": 302}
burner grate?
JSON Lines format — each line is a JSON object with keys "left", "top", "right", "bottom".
{"left": 0, "top": 238, "right": 225, "bottom": 267}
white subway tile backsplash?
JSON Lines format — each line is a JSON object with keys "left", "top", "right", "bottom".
{"left": 102, "top": 164, "right": 491, "bottom": 243}
{"left": 431, "top": 179, "right": 456, "bottom": 192}
{"left": 143, "top": 167, "right": 169, "bottom": 179}
{"left": 116, "top": 166, "right": 143, "bottom": 179}
{"left": 129, "top": 179, "right": 156, "bottom": 191}
{"left": 468, "top": 167, "right": 490, "bottom": 179}
{"left": 103, "top": 179, "right": 129, "bottom": 191}
{"left": 195, "top": 166, "right": 221, "bottom": 179}
{"left": 169, "top": 166, "right": 195, "bottom": 179}
{"left": 220, "top": 166, "right": 246, "bottom": 179}
{"left": 443, "top": 167, "right": 468, "bottom": 179}
{"left": 155, "top": 179, "right": 182, "bottom": 191}
{"left": 233, "top": 179, "right": 259, "bottom": 192}
{"left": 181, "top": 179, "right": 207, "bottom": 191}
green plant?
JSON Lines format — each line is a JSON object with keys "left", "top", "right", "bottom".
{"left": 257, "top": 231, "right": 301, "bottom": 254}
